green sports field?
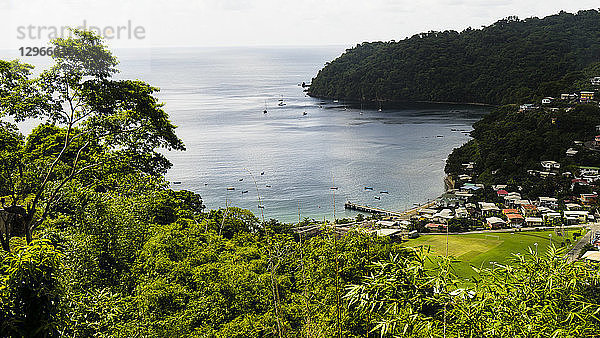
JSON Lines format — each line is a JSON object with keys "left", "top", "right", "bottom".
{"left": 402, "top": 229, "right": 584, "bottom": 280}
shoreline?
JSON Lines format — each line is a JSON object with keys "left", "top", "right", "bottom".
{"left": 307, "top": 93, "right": 497, "bottom": 108}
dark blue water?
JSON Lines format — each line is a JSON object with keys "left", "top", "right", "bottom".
{"left": 5, "top": 46, "right": 490, "bottom": 222}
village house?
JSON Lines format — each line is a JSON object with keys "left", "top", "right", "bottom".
{"left": 519, "top": 103, "right": 537, "bottom": 111}
{"left": 460, "top": 183, "right": 484, "bottom": 192}
{"left": 563, "top": 210, "right": 589, "bottom": 225}
{"left": 506, "top": 213, "right": 525, "bottom": 227}
{"left": 566, "top": 148, "right": 579, "bottom": 157}
{"left": 541, "top": 97, "right": 554, "bottom": 105}
{"left": 538, "top": 196, "right": 558, "bottom": 208}
{"left": 503, "top": 192, "right": 522, "bottom": 207}
{"left": 454, "top": 191, "right": 473, "bottom": 200}
{"left": 458, "top": 174, "right": 472, "bottom": 182}
{"left": 375, "top": 228, "right": 406, "bottom": 240}
{"left": 525, "top": 217, "right": 544, "bottom": 227}
{"left": 432, "top": 209, "right": 454, "bottom": 224}
{"left": 520, "top": 204, "right": 539, "bottom": 217}
{"left": 425, "top": 223, "right": 447, "bottom": 232}
{"left": 565, "top": 203, "right": 583, "bottom": 211}
{"left": 571, "top": 178, "right": 590, "bottom": 190}
{"left": 377, "top": 220, "right": 399, "bottom": 228}
{"left": 580, "top": 91, "right": 595, "bottom": 102}
{"left": 579, "top": 166, "right": 600, "bottom": 176}
{"left": 580, "top": 193, "right": 597, "bottom": 205}
{"left": 461, "top": 162, "right": 475, "bottom": 171}
{"left": 537, "top": 206, "right": 556, "bottom": 214}
{"left": 528, "top": 170, "right": 556, "bottom": 178}
{"left": 438, "top": 193, "right": 464, "bottom": 208}
{"left": 541, "top": 160, "right": 560, "bottom": 170}
{"left": 496, "top": 189, "right": 509, "bottom": 197}
{"left": 486, "top": 217, "right": 506, "bottom": 229}
{"left": 514, "top": 199, "right": 532, "bottom": 208}
{"left": 503, "top": 208, "right": 520, "bottom": 216}
{"left": 479, "top": 202, "right": 501, "bottom": 216}
{"left": 418, "top": 208, "right": 437, "bottom": 219}
{"left": 561, "top": 93, "right": 579, "bottom": 101}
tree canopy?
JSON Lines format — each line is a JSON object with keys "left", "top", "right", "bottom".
{"left": 309, "top": 10, "right": 600, "bottom": 105}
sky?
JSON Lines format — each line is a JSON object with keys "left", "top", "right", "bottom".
{"left": 0, "top": 0, "right": 598, "bottom": 49}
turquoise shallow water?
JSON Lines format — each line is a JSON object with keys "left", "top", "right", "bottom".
{"left": 3, "top": 46, "right": 490, "bottom": 222}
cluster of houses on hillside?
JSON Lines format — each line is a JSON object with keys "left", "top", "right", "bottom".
{"left": 412, "top": 156, "right": 600, "bottom": 234}
{"left": 520, "top": 78, "right": 600, "bottom": 111}
{"left": 413, "top": 180, "right": 595, "bottom": 233}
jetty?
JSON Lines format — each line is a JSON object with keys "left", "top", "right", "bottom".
{"left": 344, "top": 200, "right": 437, "bottom": 218}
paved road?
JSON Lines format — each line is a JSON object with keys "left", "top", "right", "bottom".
{"left": 565, "top": 222, "right": 599, "bottom": 262}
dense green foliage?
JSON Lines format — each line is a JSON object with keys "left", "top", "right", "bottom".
{"left": 309, "top": 10, "right": 600, "bottom": 105}
{"left": 348, "top": 247, "right": 600, "bottom": 337}
{"left": 0, "top": 29, "right": 183, "bottom": 247}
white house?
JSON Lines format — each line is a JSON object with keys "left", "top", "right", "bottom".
{"left": 541, "top": 97, "right": 554, "bottom": 105}
{"left": 432, "top": 209, "right": 454, "bottom": 223}
{"left": 486, "top": 217, "right": 506, "bottom": 229}
{"left": 478, "top": 202, "right": 500, "bottom": 216}
{"left": 563, "top": 210, "right": 588, "bottom": 224}
{"left": 541, "top": 161, "right": 560, "bottom": 170}
{"left": 519, "top": 104, "right": 537, "bottom": 111}
{"left": 579, "top": 166, "right": 600, "bottom": 176}
{"left": 566, "top": 148, "right": 579, "bottom": 157}
{"left": 538, "top": 197, "right": 558, "bottom": 208}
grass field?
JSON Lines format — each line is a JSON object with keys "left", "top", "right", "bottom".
{"left": 401, "top": 229, "right": 585, "bottom": 280}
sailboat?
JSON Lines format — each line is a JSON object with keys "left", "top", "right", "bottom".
{"left": 263, "top": 100, "right": 268, "bottom": 114}
{"left": 278, "top": 95, "right": 286, "bottom": 106}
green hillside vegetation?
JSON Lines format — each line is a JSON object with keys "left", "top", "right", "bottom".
{"left": 0, "top": 31, "right": 599, "bottom": 337}
{"left": 309, "top": 10, "right": 600, "bottom": 105}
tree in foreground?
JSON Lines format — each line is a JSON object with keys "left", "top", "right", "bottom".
{"left": 347, "top": 246, "right": 600, "bottom": 337}
{"left": 0, "top": 30, "right": 184, "bottom": 249}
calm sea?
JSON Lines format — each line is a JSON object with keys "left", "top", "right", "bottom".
{"left": 4, "top": 46, "right": 490, "bottom": 222}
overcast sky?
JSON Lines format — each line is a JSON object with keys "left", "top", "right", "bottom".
{"left": 0, "top": 0, "right": 598, "bottom": 49}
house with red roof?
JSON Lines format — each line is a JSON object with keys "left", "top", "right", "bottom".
{"left": 506, "top": 213, "right": 525, "bottom": 227}
{"left": 520, "top": 204, "right": 539, "bottom": 217}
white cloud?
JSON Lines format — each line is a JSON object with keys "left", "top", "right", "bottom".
{"left": 0, "top": 0, "right": 598, "bottom": 49}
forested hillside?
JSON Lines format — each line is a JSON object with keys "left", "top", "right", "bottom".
{"left": 309, "top": 10, "right": 600, "bottom": 105}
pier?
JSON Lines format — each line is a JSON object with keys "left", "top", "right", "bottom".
{"left": 344, "top": 201, "right": 405, "bottom": 217}
{"left": 344, "top": 200, "right": 437, "bottom": 218}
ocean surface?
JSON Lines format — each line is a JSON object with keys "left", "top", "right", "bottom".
{"left": 3, "top": 46, "right": 490, "bottom": 222}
